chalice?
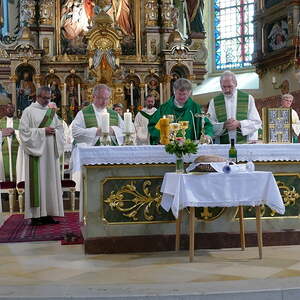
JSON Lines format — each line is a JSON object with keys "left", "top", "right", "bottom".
{"left": 179, "top": 121, "right": 189, "bottom": 140}
{"left": 169, "top": 122, "right": 181, "bottom": 141}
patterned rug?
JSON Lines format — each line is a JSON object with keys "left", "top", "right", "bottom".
{"left": 0, "top": 212, "right": 83, "bottom": 244}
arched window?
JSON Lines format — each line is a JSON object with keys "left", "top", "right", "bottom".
{"left": 1, "top": 0, "right": 9, "bottom": 36}
{"left": 214, "top": 0, "right": 255, "bottom": 70}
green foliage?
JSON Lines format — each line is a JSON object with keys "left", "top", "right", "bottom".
{"left": 165, "top": 139, "right": 198, "bottom": 158}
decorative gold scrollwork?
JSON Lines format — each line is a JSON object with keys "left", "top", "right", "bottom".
{"left": 104, "top": 180, "right": 162, "bottom": 221}
{"left": 277, "top": 181, "right": 300, "bottom": 206}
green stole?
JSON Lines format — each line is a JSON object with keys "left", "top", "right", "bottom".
{"left": 29, "top": 108, "right": 55, "bottom": 208}
{"left": 0, "top": 118, "right": 20, "bottom": 181}
{"left": 82, "top": 104, "right": 119, "bottom": 146}
{"left": 139, "top": 110, "right": 153, "bottom": 120}
{"left": 214, "top": 90, "right": 249, "bottom": 144}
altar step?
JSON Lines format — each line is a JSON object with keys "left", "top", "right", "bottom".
{"left": 1, "top": 279, "right": 300, "bottom": 300}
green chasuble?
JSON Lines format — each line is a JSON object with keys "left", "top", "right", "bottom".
{"left": 148, "top": 97, "right": 213, "bottom": 145}
{"left": 214, "top": 90, "right": 249, "bottom": 144}
{"left": 82, "top": 104, "right": 119, "bottom": 146}
{"left": 0, "top": 117, "right": 20, "bottom": 181}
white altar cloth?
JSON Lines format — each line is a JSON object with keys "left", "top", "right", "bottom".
{"left": 161, "top": 172, "right": 285, "bottom": 218}
{"left": 71, "top": 143, "right": 300, "bottom": 172}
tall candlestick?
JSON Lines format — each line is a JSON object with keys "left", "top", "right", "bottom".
{"left": 100, "top": 112, "right": 109, "bottom": 133}
{"left": 130, "top": 82, "right": 134, "bottom": 106}
{"left": 124, "top": 109, "right": 132, "bottom": 133}
{"left": 145, "top": 83, "right": 148, "bottom": 97}
{"left": 160, "top": 83, "right": 163, "bottom": 105}
{"left": 63, "top": 83, "right": 67, "bottom": 106}
{"left": 77, "top": 83, "right": 81, "bottom": 106}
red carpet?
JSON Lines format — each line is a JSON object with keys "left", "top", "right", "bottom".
{"left": 0, "top": 212, "right": 83, "bottom": 244}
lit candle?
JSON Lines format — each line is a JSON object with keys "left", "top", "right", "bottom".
{"left": 77, "top": 83, "right": 81, "bottom": 106}
{"left": 124, "top": 109, "right": 132, "bottom": 133}
{"left": 100, "top": 112, "right": 109, "bottom": 133}
{"left": 130, "top": 82, "right": 134, "bottom": 106}
{"left": 160, "top": 83, "right": 163, "bottom": 105}
{"left": 63, "top": 83, "right": 67, "bottom": 106}
{"left": 48, "top": 83, "right": 50, "bottom": 88}
{"left": 272, "top": 76, "right": 276, "bottom": 84}
{"left": 145, "top": 83, "right": 148, "bottom": 97}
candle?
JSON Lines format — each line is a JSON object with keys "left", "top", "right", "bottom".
{"left": 63, "top": 83, "right": 67, "bottom": 106}
{"left": 272, "top": 76, "right": 276, "bottom": 84}
{"left": 124, "top": 109, "right": 132, "bottom": 133}
{"left": 100, "top": 112, "right": 109, "bottom": 133}
{"left": 48, "top": 83, "right": 50, "bottom": 88}
{"left": 160, "top": 83, "right": 163, "bottom": 105}
{"left": 130, "top": 82, "right": 134, "bottom": 106}
{"left": 77, "top": 83, "right": 81, "bottom": 106}
{"left": 145, "top": 83, "right": 148, "bottom": 97}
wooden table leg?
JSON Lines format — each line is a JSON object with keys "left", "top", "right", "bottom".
{"left": 239, "top": 206, "right": 245, "bottom": 251}
{"left": 189, "top": 207, "right": 195, "bottom": 262}
{"left": 175, "top": 210, "right": 183, "bottom": 251}
{"left": 255, "top": 205, "right": 263, "bottom": 259}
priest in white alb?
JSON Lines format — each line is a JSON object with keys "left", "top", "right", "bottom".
{"left": 19, "top": 86, "right": 64, "bottom": 226}
{"left": 0, "top": 103, "right": 21, "bottom": 182}
{"left": 72, "top": 84, "right": 125, "bottom": 146}
{"left": 208, "top": 70, "right": 262, "bottom": 144}
{"left": 134, "top": 95, "right": 157, "bottom": 145}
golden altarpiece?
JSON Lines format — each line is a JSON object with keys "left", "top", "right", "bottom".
{"left": 0, "top": 0, "right": 207, "bottom": 121}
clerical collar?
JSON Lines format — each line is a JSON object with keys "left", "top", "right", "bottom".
{"left": 174, "top": 98, "right": 185, "bottom": 108}
{"left": 92, "top": 103, "right": 107, "bottom": 113}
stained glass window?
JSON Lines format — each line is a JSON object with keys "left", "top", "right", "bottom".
{"left": 214, "top": 0, "right": 255, "bottom": 70}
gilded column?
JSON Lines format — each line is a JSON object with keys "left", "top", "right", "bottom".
{"left": 140, "top": 83, "right": 145, "bottom": 107}
{"left": 10, "top": 75, "right": 17, "bottom": 108}
{"left": 145, "top": 0, "right": 159, "bottom": 28}
{"left": 161, "top": 0, "right": 174, "bottom": 29}
{"left": 20, "top": 0, "right": 36, "bottom": 27}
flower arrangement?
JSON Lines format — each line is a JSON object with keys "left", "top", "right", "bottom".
{"left": 165, "top": 138, "right": 198, "bottom": 158}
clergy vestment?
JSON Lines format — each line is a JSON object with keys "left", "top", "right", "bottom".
{"left": 0, "top": 117, "right": 20, "bottom": 182}
{"left": 148, "top": 97, "right": 213, "bottom": 144}
{"left": 134, "top": 107, "right": 157, "bottom": 145}
{"left": 72, "top": 104, "right": 125, "bottom": 146}
{"left": 19, "top": 102, "right": 64, "bottom": 219}
{"left": 207, "top": 90, "right": 262, "bottom": 144}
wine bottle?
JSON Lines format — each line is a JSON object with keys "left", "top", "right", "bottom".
{"left": 228, "top": 139, "right": 237, "bottom": 164}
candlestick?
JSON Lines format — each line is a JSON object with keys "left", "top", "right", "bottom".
{"left": 130, "top": 82, "right": 134, "bottom": 106}
{"left": 124, "top": 109, "right": 132, "bottom": 133}
{"left": 272, "top": 76, "right": 276, "bottom": 84}
{"left": 100, "top": 112, "right": 109, "bottom": 133}
{"left": 145, "top": 83, "right": 148, "bottom": 97}
{"left": 160, "top": 83, "right": 163, "bottom": 105}
{"left": 77, "top": 83, "right": 81, "bottom": 107}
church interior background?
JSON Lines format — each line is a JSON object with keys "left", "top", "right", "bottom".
{"left": 0, "top": 0, "right": 300, "bottom": 121}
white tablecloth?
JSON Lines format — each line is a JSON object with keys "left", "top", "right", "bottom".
{"left": 71, "top": 143, "right": 300, "bottom": 171}
{"left": 161, "top": 172, "right": 285, "bottom": 218}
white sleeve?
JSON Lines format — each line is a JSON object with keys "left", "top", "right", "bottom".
{"left": 207, "top": 99, "right": 225, "bottom": 137}
{"left": 240, "top": 95, "right": 262, "bottom": 140}
{"left": 72, "top": 110, "right": 99, "bottom": 146}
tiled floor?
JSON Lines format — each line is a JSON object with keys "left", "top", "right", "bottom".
{"left": 1, "top": 242, "right": 300, "bottom": 286}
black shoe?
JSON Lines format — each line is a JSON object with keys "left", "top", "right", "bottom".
{"left": 31, "top": 218, "right": 44, "bottom": 226}
{"left": 41, "top": 216, "right": 60, "bottom": 225}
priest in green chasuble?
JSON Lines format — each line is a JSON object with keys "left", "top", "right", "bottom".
{"left": 148, "top": 78, "right": 213, "bottom": 144}
{"left": 72, "top": 84, "right": 124, "bottom": 146}
{"left": 19, "top": 87, "right": 65, "bottom": 225}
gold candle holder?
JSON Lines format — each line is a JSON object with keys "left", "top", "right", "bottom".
{"left": 100, "top": 132, "right": 111, "bottom": 146}
{"left": 156, "top": 117, "right": 170, "bottom": 145}
{"left": 123, "top": 132, "right": 134, "bottom": 145}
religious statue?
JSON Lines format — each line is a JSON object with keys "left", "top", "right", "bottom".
{"left": 185, "top": 0, "right": 205, "bottom": 34}
{"left": 17, "top": 71, "right": 36, "bottom": 112}
{"left": 50, "top": 80, "right": 62, "bottom": 107}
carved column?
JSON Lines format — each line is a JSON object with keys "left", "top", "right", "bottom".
{"left": 160, "top": 0, "right": 174, "bottom": 50}
{"left": 145, "top": 0, "right": 159, "bottom": 27}
{"left": 20, "top": 0, "right": 36, "bottom": 27}
{"left": 10, "top": 75, "right": 17, "bottom": 107}
{"left": 140, "top": 83, "right": 145, "bottom": 107}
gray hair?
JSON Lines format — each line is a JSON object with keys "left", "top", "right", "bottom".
{"left": 173, "top": 78, "right": 193, "bottom": 92}
{"left": 37, "top": 86, "right": 51, "bottom": 97}
{"left": 220, "top": 70, "right": 237, "bottom": 85}
{"left": 93, "top": 84, "right": 111, "bottom": 96}
{"left": 113, "top": 103, "right": 124, "bottom": 109}
{"left": 282, "top": 93, "right": 294, "bottom": 101}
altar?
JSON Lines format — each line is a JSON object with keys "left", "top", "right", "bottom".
{"left": 72, "top": 144, "right": 300, "bottom": 254}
